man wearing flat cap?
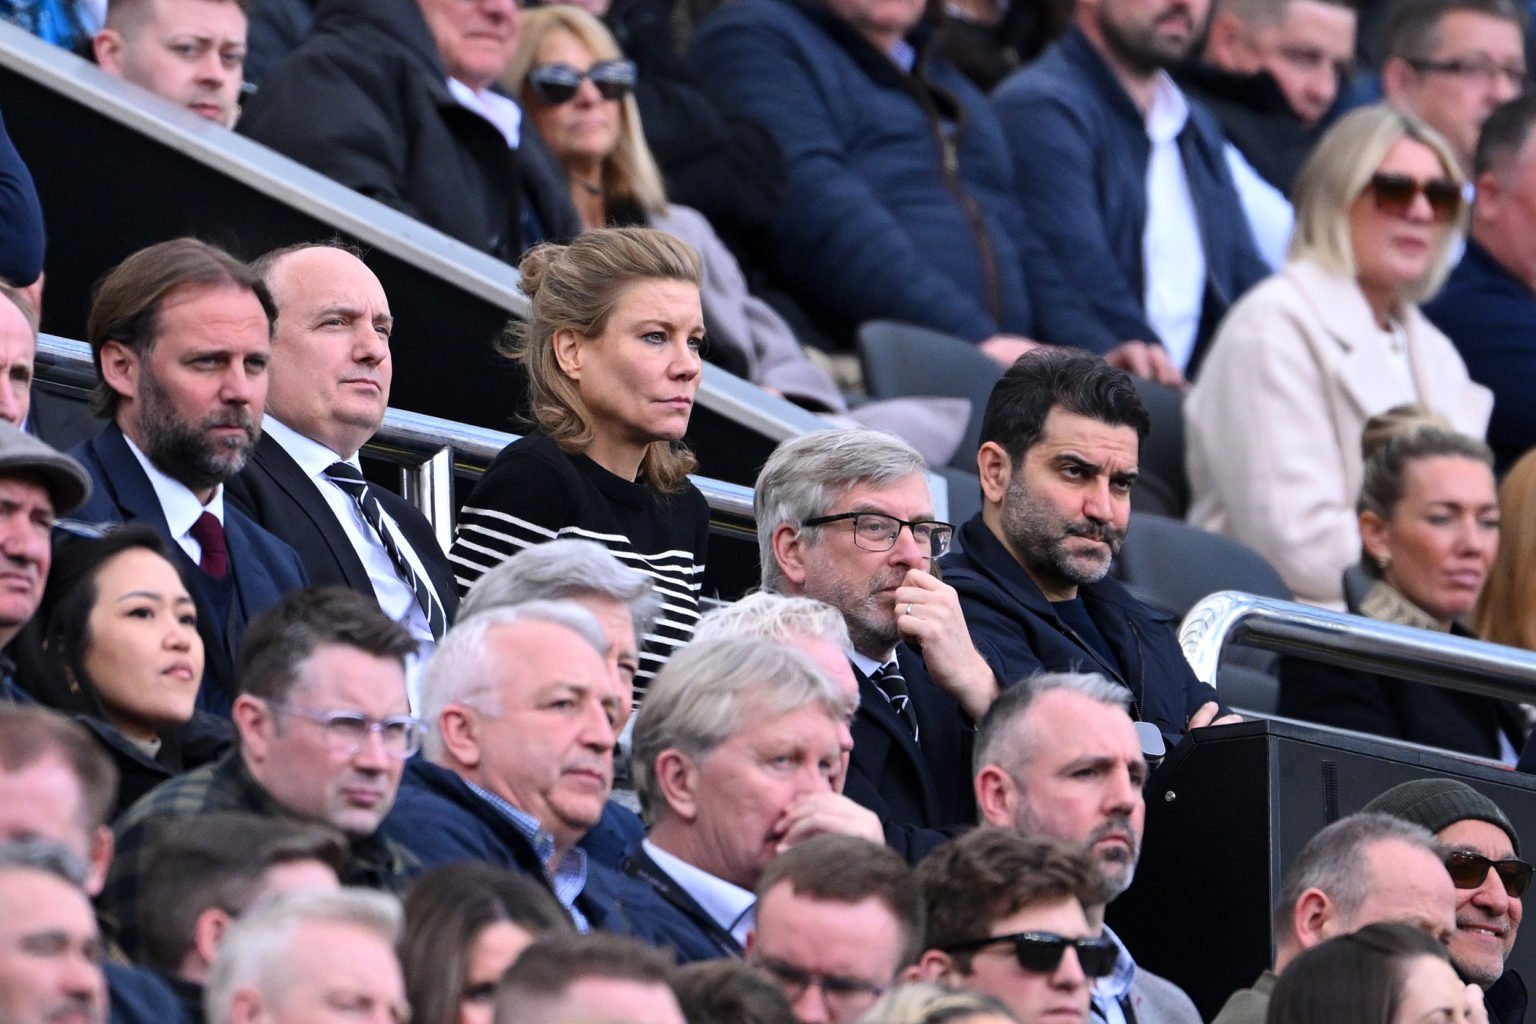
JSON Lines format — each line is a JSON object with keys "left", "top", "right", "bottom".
{"left": 0, "top": 418, "right": 90, "bottom": 701}
{"left": 1366, "top": 778, "right": 1529, "bottom": 1024}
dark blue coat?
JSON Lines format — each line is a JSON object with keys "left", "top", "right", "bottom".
{"left": 1423, "top": 239, "right": 1536, "bottom": 476}
{"left": 68, "top": 424, "right": 309, "bottom": 714}
{"left": 0, "top": 107, "right": 43, "bottom": 286}
{"left": 106, "top": 962, "right": 188, "bottom": 1024}
{"left": 844, "top": 648, "right": 973, "bottom": 862}
{"left": 992, "top": 26, "right": 1269, "bottom": 363}
{"left": 687, "top": 0, "right": 1104, "bottom": 347}
{"left": 941, "top": 515, "right": 1222, "bottom": 743}
{"left": 380, "top": 761, "right": 701, "bottom": 957}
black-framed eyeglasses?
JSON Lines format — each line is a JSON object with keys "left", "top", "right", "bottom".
{"left": 1407, "top": 56, "right": 1528, "bottom": 89}
{"left": 750, "top": 956, "right": 887, "bottom": 1015}
{"left": 1364, "top": 173, "right": 1464, "bottom": 223}
{"left": 801, "top": 512, "right": 955, "bottom": 558}
{"left": 268, "top": 701, "right": 425, "bottom": 760}
{"left": 1446, "top": 850, "right": 1534, "bottom": 898}
{"left": 526, "top": 59, "right": 637, "bottom": 106}
{"left": 941, "top": 931, "right": 1120, "bottom": 978}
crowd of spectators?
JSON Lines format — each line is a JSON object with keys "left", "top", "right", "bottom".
{"left": 2, "top": 0, "right": 1536, "bottom": 1021}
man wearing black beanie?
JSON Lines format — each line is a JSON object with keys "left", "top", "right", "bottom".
{"left": 1366, "top": 778, "right": 1528, "bottom": 1024}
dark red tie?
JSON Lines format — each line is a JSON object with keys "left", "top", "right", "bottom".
{"left": 190, "top": 511, "right": 228, "bottom": 580}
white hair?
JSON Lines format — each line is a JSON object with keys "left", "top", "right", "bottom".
{"left": 204, "top": 888, "right": 403, "bottom": 1024}
{"left": 420, "top": 601, "right": 608, "bottom": 761}
{"left": 693, "top": 591, "right": 852, "bottom": 649}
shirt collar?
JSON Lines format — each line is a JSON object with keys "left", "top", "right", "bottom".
{"left": 1144, "top": 72, "right": 1189, "bottom": 143}
{"left": 1093, "top": 925, "right": 1137, "bottom": 1001}
{"left": 446, "top": 78, "right": 522, "bottom": 149}
{"left": 642, "top": 838, "right": 755, "bottom": 938}
{"left": 122, "top": 432, "right": 223, "bottom": 535}
{"left": 849, "top": 649, "right": 894, "bottom": 679}
{"left": 262, "top": 416, "right": 351, "bottom": 480}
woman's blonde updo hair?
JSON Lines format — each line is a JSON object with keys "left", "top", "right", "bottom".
{"left": 501, "top": 226, "right": 704, "bottom": 493}
{"left": 1356, "top": 403, "right": 1494, "bottom": 576}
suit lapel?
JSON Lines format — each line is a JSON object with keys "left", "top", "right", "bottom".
{"left": 853, "top": 661, "right": 942, "bottom": 823}
{"left": 622, "top": 848, "right": 742, "bottom": 957}
{"left": 252, "top": 436, "right": 375, "bottom": 592}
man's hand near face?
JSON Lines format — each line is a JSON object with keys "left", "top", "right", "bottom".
{"left": 893, "top": 567, "right": 999, "bottom": 721}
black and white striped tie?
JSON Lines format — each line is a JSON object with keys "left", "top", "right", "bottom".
{"left": 873, "top": 661, "right": 919, "bottom": 740}
{"left": 325, "top": 462, "right": 447, "bottom": 640}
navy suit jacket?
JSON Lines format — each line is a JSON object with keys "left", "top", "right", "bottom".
{"left": 68, "top": 424, "right": 309, "bottom": 713}
{"left": 942, "top": 514, "right": 1222, "bottom": 744}
{"left": 621, "top": 844, "right": 745, "bottom": 964}
{"left": 225, "top": 432, "right": 458, "bottom": 622}
{"left": 1422, "top": 239, "right": 1536, "bottom": 476}
{"left": 381, "top": 761, "right": 701, "bottom": 956}
{"left": 843, "top": 645, "right": 974, "bottom": 863}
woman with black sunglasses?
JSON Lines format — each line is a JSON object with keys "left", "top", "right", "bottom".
{"left": 500, "top": 4, "right": 970, "bottom": 467}
{"left": 1186, "top": 103, "right": 1491, "bottom": 612}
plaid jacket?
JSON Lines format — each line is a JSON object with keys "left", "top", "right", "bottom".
{"left": 100, "top": 751, "right": 417, "bottom": 960}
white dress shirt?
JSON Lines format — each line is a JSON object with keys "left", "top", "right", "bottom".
{"left": 122, "top": 433, "right": 224, "bottom": 563}
{"left": 1141, "top": 73, "right": 1207, "bottom": 372}
{"left": 447, "top": 78, "right": 522, "bottom": 149}
{"left": 262, "top": 417, "right": 440, "bottom": 708}
{"left": 642, "top": 839, "right": 756, "bottom": 947}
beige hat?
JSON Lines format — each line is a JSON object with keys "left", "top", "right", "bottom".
{"left": 0, "top": 420, "right": 91, "bottom": 515}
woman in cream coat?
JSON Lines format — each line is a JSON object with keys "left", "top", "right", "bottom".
{"left": 1186, "top": 105, "right": 1491, "bottom": 609}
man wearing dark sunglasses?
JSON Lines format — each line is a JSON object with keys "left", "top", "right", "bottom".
{"left": 1365, "top": 778, "right": 1528, "bottom": 1024}
{"left": 914, "top": 829, "right": 1108, "bottom": 1024}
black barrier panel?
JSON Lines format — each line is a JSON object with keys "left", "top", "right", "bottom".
{"left": 0, "top": 58, "right": 788, "bottom": 488}
{"left": 1107, "top": 718, "right": 1536, "bottom": 1020}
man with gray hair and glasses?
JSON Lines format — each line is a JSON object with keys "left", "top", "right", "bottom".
{"left": 756, "top": 429, "right": 992, "bottom": 860}
{"left": 101, "top": 587, "right": 421, "bottom": 961}
{"left": 626, "top": 635, "right": 881, "bottom": 963}
{"left": 0, "top": 838, "right": 107, "bottom": 1024}
{"left": 1211, "top": 812, "right": 1459, "bottom": 1024}
{"left": 204, "top": 888, "right": 406, "bottom": 1024}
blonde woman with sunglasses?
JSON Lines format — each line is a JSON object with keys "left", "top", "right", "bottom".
{"left": 1185, "top": 104, "right": 1491, "bottom": 610}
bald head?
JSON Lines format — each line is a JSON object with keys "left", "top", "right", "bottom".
{"left": 257, "top": 245, "right": 393, "bottom": 459}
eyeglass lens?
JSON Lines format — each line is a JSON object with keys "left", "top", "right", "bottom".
{"left": 1445, "top": 851, "right": 1534, "bottom": 898}
{"left": 529, "top": 61, "right": 635, "bottom": 105}
{"left": 1368, "top": 173, "right": 1463, "bottom": 223}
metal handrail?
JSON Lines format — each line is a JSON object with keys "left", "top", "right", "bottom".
{"left": 1179, "top": 590, "right": 1536, "bottom": 705}
{"left": 37, "top": 336, "right": 756, "bottom": 552}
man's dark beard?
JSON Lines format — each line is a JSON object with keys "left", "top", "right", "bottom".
{"left": 139, "top": 370, "right": 258, "bottom": 492}
{"left": 1003, "top": 475, "right": 1125, "bottom": 591}
{"left": 1096, "top": 3, "right": 1199, "bottom": 75}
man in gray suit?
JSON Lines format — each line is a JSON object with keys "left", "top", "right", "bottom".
{"left": 971, "top": 671, "right": 1200, "bottom": 1023}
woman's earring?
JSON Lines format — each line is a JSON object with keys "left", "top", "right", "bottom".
{"left": 1378, "top": 552, "right": 1392, "bottom": 572}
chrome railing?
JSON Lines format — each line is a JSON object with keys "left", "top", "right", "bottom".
{"left": 1180, "top": 591, "right": 1536, "bottom": 705}
{"left": 37, "top": 336, "right": 757, "bottom": 554}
